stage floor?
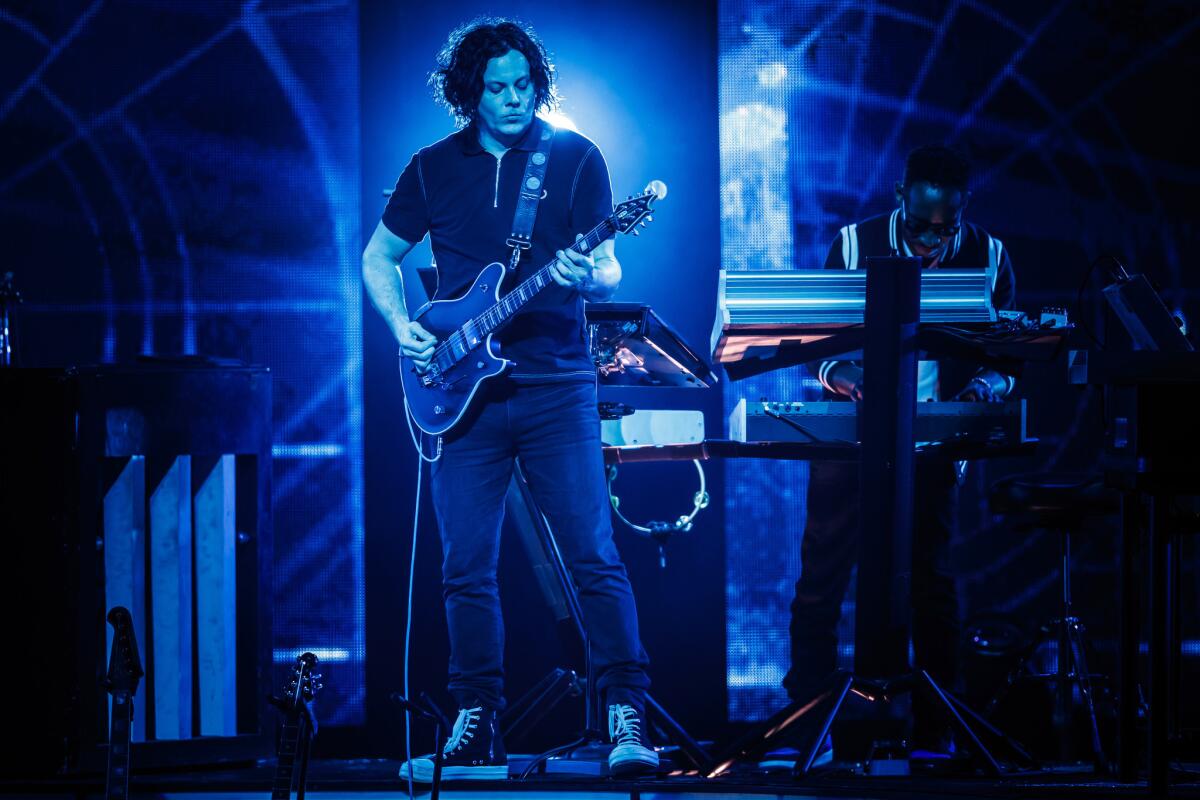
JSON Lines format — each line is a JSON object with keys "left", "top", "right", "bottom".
{"left": 4, "top": 758, "right": 1200, "bottom": 800}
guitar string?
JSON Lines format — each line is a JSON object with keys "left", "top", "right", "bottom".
{"left": 422, "top": 189, "right": 650, "bottom": 371}
{"left": 426, "top": 218, "right": 620, "bottom": 366}
{"left": 433, "top": 228, "right": 600, "bottom": 360}
{"left": 465, "top": 208, "right": 626, "bottom": 339}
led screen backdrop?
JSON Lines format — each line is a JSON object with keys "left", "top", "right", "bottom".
{"left": 719, "top": 0, "right": 1200, "bottom": 721}
{"left": 0, "top": 1, "right": 365, "bottom": 723}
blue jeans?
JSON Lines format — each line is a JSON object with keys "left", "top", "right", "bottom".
{"left": 430, "top": 378, "right": 650, "bottom": 710}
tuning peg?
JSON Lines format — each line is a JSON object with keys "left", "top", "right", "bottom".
{"left": 632, "top": 229, "right": 640, "bottom": 236}
{"left": 646, "top": 215, "right": 653, "bottom": 222}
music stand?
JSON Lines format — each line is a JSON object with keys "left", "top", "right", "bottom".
{"left": 1102, "top": 270, "right": 1192, "bottom": 353}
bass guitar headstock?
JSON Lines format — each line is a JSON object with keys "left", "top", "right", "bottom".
{"left": 104, "top": 607, "right": 143, "bottom": 697}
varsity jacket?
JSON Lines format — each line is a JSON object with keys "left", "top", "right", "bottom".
{"left": 815, "top": 209, "right": 1018, "bottom": 401}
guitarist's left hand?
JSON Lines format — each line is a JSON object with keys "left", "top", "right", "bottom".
{"left": 552, "top": 233, "right": 596, "bottom": 290}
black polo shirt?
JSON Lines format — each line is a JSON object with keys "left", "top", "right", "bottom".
{"left": 382, "top": 118, "right": 613, "bottom": 382}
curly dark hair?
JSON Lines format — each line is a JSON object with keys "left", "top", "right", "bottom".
{"left": 429, "top": 17, "right": 558, "bottom": 127}
{"left": 902, "top": 144, "right": 971, "bottom": 190}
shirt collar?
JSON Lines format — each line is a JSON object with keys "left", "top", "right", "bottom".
{"left": 456, "top": 117, "right": 544, "bottom": 156}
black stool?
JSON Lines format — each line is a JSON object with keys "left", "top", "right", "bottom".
{"left": 987, "top": 472, "right": 1119, "bottom": 770}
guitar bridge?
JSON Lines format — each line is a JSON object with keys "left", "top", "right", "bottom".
{"left": 420, "top": 364, "right": 445, "bottom": 388}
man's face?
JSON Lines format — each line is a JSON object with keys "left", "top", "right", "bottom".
{"left": 894, "top": 179, "right": 967, "bottom": 259}
{"left": 476, "top": 49, "right": 534, "bottom": 143}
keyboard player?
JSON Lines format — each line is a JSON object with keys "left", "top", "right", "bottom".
{"left": 784, "top": 144, "right": 1017, "bottom": 757}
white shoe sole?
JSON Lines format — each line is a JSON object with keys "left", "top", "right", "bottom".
{"left": 400, "top": 758, "right": 508, "bottom": 783}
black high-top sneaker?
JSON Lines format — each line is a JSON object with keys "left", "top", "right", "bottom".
{"left": 399, "top": 706, "right": 507, "bottom": 782}
{"left": 607, "top": 702, "right": 659, "bottom": 777}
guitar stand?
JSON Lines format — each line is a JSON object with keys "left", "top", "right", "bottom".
{"left": 706, "top": 669, "right": 1037, "bottom": 779}
{"left": 502, "top": 459, "right": 714, "bottom": 777}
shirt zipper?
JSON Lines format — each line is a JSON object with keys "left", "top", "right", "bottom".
{"left": 493, "top": 154, "right": 502, "bottom": 208}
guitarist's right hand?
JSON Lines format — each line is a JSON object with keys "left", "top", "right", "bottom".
{"left": 399, "top": 320, "right": 437, "bottom": 374}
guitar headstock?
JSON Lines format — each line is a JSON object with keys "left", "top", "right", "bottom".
{"left": 611, "top": 180, "right": 667, "bottom": 237}
{"left": 285, "top": 652, "right": 322, "bottom": 710}
{"left": 104, "top": 606, "right": 144, "bottom": 696}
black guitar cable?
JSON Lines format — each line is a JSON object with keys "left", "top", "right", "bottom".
{"left": 402, "top": 447, "right": 424, "bottom": 800}
{"left": 404, "top": 397, "right": 443, "bottom": 462}
{"left": 760, "top": 404, "right": 856, "bottom": 446}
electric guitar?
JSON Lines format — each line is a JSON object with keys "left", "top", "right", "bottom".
{"left": 400, "top": 181, "right": 666, "bottom": 435}
{"left": 103, "top": 607, "right": 143, "bottom": 800}
{"left": 269, "top": 652, "right": 322, "bottom": 800}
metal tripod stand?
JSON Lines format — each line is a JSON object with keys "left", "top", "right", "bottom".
{"left": 708, "top": 668, "right": 1037, "bottom": 777}
{"left": 986, "top": 529, "right": 1107, "bottom": 769}
{"left": 500, "top": 458, "right": 713, "bottom": 776}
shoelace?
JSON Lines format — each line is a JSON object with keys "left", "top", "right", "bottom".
{"left": 608, "top": 704, "right": 642, "bottom": 747}
{"left": 443, "top": 706, "right": 482, "bottom": 754}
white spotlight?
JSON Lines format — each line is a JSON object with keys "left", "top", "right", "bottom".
{"left": 538, "top": 109, "right": 579, "bottom": 132}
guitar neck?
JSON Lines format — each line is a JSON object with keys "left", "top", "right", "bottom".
{"left": 476, "top": 217, "right": 616, "bottom": 336}
{"left": 105, "top": 692, "right": 133, "bottom": 800}
{"left": 271, "top": 718, "right": 305, "bottom": 800}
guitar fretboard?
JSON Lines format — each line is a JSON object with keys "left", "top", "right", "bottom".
{"left": 438, "top": 217, "right": 617, "bottom": 361}
{"left": 271, "top": 719, "right": 303, "bottom": 800}
{"left": 105, "top": 693, "right": 133, "bottom": 800}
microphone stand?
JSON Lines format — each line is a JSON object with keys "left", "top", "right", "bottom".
{"left": 391, "top": 692, "right": 452, "bottom": 800}
{"left": 503, "top": 458, "right": 713, "bottom": 777}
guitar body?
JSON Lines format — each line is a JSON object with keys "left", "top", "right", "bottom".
{"left": 400, "top": 261, "right": 511, "bottom": 436}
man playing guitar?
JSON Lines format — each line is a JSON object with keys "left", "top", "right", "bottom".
{"left": 362, "top": 16, "right": 657, "bottom": 781}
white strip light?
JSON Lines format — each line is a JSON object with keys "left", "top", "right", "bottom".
{"left": 273, "top": 443, "right": 346, "bottom": 458}
{"left": 273, "top": 647, "right": 353, "bottom": 663}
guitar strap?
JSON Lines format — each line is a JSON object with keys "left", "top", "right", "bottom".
{"left": 506, "top": 120, "right": 556, "bottom": 271}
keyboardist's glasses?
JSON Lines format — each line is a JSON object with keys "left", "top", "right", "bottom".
{"left": 901, "top": 199, "right": 962, "bottom": 239}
